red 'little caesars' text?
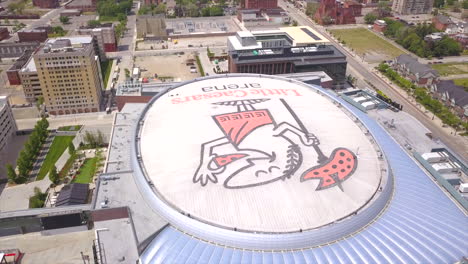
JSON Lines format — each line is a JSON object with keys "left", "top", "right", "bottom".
{"left": 171, "top": 83, "right": 303, "bottom": 104}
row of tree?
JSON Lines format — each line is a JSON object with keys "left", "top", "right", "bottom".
{"left": 382, "top": 19, "right": 462, "bottom": 58}
{"left": 7, "top": 118, "right": 49, "bottom": 184}
{"left": 138, "top": 3, "right": 166, "bottom": 15}
{"left": 377, "top": 63, "right": 468, "bottom": 132}
{"left": 97, "top": 0, "right": 132, "bottom": 18}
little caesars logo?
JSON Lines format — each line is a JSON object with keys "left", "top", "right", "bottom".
{"left": 192, "top": 95, "right": 358, "bottom": 191}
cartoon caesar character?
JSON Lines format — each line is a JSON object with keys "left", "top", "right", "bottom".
{"left": 193, "top": 98, "right": 357, "bottom": 190}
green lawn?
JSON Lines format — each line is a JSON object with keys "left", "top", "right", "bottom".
{"left": 73, "top": 157, "right": 98, "bottom": 183}
{"left": 453, "top": 78, "right": 468, "bottom": 89}
{"left": 330, "top": 28, "right": 405, "bottom": 60}
{"left": 431, "top": 63, "right": 468, "bottom": 76}
{"left": 99, "top": 16, "right": 119, "bottom": 22}
{"left": 100, "top": 60, "right": 113, "bottom": 88}
{"left": 57, "top": 125, "right": 82, "bottom": 131}
{"left": 36, "top": 136, "right": 75, "bottom": 180}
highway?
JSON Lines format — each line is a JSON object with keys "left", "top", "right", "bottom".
{"left": 280, "top": 1, "right": 468, "bottom": 161}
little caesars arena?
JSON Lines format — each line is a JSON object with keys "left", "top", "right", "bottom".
{"left": 132, "top": 75, "right": 468, "bottom": 263}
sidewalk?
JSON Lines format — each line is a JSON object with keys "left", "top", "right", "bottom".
{"left": 199, "top": 51, "right": 216, "bottom": 76}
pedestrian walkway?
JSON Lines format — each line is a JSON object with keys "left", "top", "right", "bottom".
{"left": 199, "top": 51, "right": 216, "bottom": 76}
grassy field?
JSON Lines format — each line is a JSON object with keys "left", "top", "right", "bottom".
{"left": 101, "top": 60, "right": 113, "bottom": 88}
{"left": 330, "top": 28, "right": 405, "bottom": 61}
{"left": 453, "top": 78, "right": 468, "bottom": 88}
{"left": 36, "top": 136, "right": 75, "bottom": 180}
{"left": 73, "top": 157, "right": 97, "bottom": 184}
{"left": 431, "top": 63, "right": 468, "bottom": 76}
{"left": 57, "top": 125, "right": 82, "bottom": 131}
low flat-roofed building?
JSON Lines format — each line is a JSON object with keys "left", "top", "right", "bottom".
{"left": 0, "top": 27, "right": 9, "bottom": 41}
{"left": 56, "top": 183, "right": 89, "bottom": 206}
{"left": 227, "top": 26, "right": 347, "bottom": 87}
{"left": 18, "top": 28, "right": 49, "bottom": 43}
{"left": 0, "top": 42, "right": 40, "bottom": 58}
{"left": 0, "top": 96, "right": 17, "bottom": 152}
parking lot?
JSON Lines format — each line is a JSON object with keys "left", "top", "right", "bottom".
{"left": 137, "top": 36, "right": 229, "bottom": 51}
{"left": 134, "top": 53, "right": 201, "bottom": 81}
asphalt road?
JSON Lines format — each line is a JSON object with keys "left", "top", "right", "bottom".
{"left": 281, "top": 1, "right": 468, "bottom": 162}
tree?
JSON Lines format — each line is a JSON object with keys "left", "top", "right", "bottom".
{"left": 446, "top": 0, "right": 454, "bottom": 5}
{"left": 87, "top": 20, "right": 101, "bottom": 28}
{"left": 305, "top": 2, "right": 319, "bottom": 17}
{"left": 377, "top": 1, "right": 391, "bottom": 17}
{"left": 292, "top": 20, "right": 298, "bottom": 26}
{"left": 51, "top": 26, "right": 66, "bottom": 37}
{"left": 59, "top": 16, "right": 70, "bottom": 24}
{"left": 463, "top": 0, "right": 468, "bottom": 9}
{"left": 433, "top": 0, "right": 444, "bottom": 7}
{"left": 68, "top": 142, "right": 76, "bottom": 155}
{"left": 322, "top": 16, "right": 333, "bottom": 25}
{"left": 29, "top": 187, "right": 47, "bottom": 208}
{"left": 96, "top": 130, "right": 105, "bottom": 146}
{"left": 451, "top": 1, "right": 461, "bottom": 12}
{"left": 49, "top": 166, "right": 59, "bottom": 184}
{"left": 186, "top": 3, "right": 199, "bottom": 17}
{"left": 364, "top": 13, "right": 378, "bottom": 24}
{"left": 154, "top": 3, "right": 167, "bottom": 14}
{"left": 40, "top": 117, "right": 49, "bottom": 130}
{"left": 6, "top": 164, "right": 17, "bottom": 183}
{"left": 36, "top": 96, "right": 44, "bottom": 110}
{"left": 117, "top": 13, "right": 127, "bottom": 23}
{"left": 124, "top": 68, "right": 130, "bottom": 78}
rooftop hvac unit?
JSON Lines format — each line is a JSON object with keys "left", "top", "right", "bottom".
{"left": 459, "top": 183, "right": 468, "bottom": 193}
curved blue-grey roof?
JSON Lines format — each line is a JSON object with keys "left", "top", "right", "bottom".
{"left": 137, "top": 75, "right": 468, "bottom": 263}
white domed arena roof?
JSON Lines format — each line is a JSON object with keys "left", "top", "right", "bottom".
{"left": 131, "top": 75, "right": 468, "bottom": 263}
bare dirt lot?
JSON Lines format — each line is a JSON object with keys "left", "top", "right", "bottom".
{"left": 134, "top": 53, "right": 201, "bottom": 81}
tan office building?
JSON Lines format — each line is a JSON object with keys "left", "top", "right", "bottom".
{"left": 34, "top": 37, "right": 104, "bottom": 115}
{"left": 392, "top": 0, "right": 433, "bottom": 15}
{"left": 0, "top": 96, "right": 17, "bottom": 152}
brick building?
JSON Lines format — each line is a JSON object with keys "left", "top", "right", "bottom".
{"left": 0, "top": 27, "right": 9, "bottom": 41}
{"left": 6, "top": 49, "right": 34, "bottom": 85}
{"left": 227, "top": 27, "right": 347, "bottom": 87}
{"left": 314, "top": 0, "right": 361, "bottom": 25}
{"left": 392, "top": 54, "right": 439, "bottom": 88}
{"left": 431, "top": 80, "right": 468, "bottom": 121}
{"left": 76, "top": 23, "right": 118, "bottom": 59}
{"left": 18, "top": 28, "right": 49, "bottom": 43}
{"left": 32, "top": 0, "right": 59, "bottom": 8}
{"left": 373, "top": 19, "right": 387, "bottom": 32}
{"left": 432, "top": 15, "right": 454, "bottom": 31}
{"left": 241, "top": 0, "right": 278, "bottom": 9}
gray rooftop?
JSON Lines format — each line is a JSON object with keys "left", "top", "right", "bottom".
{"left": 95, "top": 103, "right": 167, "bottom": 245}
{"left": 395, "top": 54, "right": 439, "bottom": 78}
